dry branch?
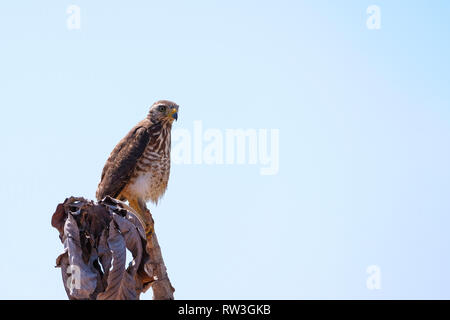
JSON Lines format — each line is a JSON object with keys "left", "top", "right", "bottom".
{"left": 51, "top": 196, "right": 175, "bottom": 300}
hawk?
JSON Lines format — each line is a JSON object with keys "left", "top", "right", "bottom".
{"left": 96, "top": 100, "right": 179, "bottom": 231}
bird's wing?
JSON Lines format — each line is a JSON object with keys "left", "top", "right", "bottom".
{"left": 96, "top": 125, "right": 150, "bottom": 201}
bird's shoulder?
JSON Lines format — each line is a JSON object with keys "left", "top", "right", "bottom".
{"left": 107, "top": 119, "right": 152, "bottom": 158}
{"left": 96, "top": 119, "right": 153, "bottom": 200}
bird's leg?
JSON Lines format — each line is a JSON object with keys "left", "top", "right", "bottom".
{"left": 126, "top": 198, "right": 148, "bottom": 226}
{"left": 137, "top": 198, "right": 154, "bottom": 238}
{"left": 127, "top": 197, "right": 153, "bottom": 237}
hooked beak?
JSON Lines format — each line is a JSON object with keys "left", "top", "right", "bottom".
{"left": 170, "top": 108, "right": 178, "bottom": 121}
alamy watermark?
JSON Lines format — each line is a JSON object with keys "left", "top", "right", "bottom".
{"left": 172, "top": 121, "right": 280, "bottom": 176}
{"left": 366, "top": 5, "right": 381, "bottom": 30}
{"left": 66, "top": 265, "right": 81, "bottom": 291}
{"left": 66, "top": 5, "right": 81, "bottom": 30}
{"left": 366, "top": 265, "right": 382, "bottom": 290}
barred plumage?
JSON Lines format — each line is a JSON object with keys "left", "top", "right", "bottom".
{"left": 96, "top": 100, "right": 179, "bottom": 225}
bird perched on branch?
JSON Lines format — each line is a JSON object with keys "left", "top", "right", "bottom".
{"left": 96, "top": 100, "right": 179, "bottom": 233}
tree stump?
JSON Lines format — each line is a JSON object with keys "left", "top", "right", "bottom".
{"left": 51, "top": 196, "right": 175, "bottom": 300}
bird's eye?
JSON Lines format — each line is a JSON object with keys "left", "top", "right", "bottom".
{"left": 158, "top": 105, "right": 167, "bottom": 112}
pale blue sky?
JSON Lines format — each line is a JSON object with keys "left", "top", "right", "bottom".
{"left": 0, "top": 1, "right": 449, "bottom": 299}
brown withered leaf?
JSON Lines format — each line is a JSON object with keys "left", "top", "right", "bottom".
{"left": 52, "top": 196, "right": 153, "bottom": 300}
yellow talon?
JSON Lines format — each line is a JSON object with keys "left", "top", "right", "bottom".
{"left": 145, "top": 225, "right": 154, "bottom": 238}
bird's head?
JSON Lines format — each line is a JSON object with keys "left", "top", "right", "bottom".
{"left": 148, "top": 100, "right": 179, "bottom": 124}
